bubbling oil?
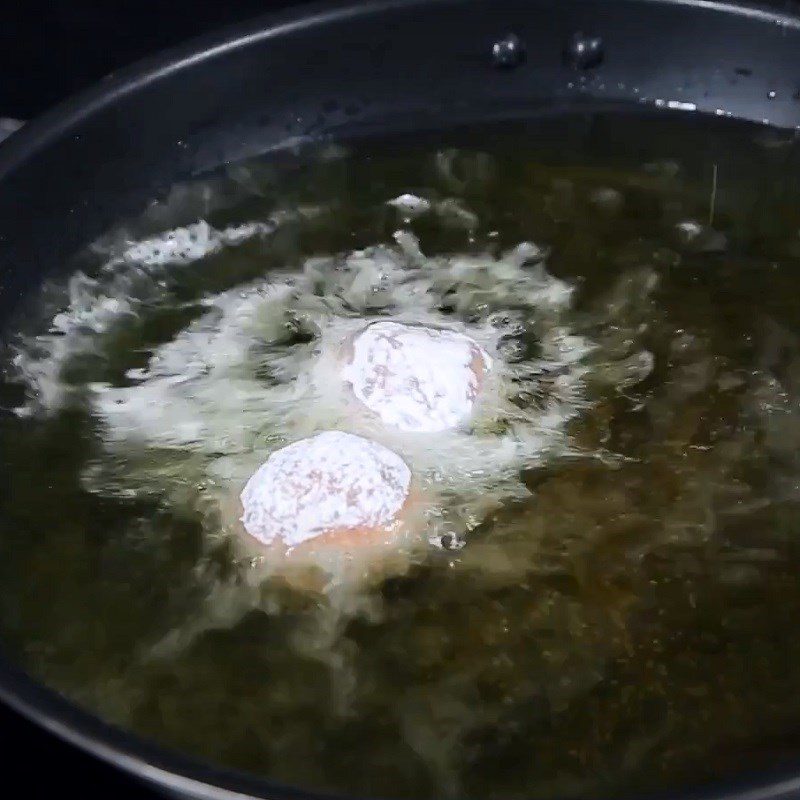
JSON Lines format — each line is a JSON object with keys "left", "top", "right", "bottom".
{"left": 13, "top": 203, "right": 620, "bottom": 658}
{"left": 5, "top": 113, "right": 800, "bottom": 799}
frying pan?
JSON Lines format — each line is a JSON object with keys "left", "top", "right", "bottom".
{"left": 2, "top": 0, "right": 800, "bottom": 798}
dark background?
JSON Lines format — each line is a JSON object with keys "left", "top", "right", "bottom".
{"left": 0, "top": 4, "right": 304, "bottom": 796}
{"left": 0, "top": 1, "right": 300, "bottom": 120}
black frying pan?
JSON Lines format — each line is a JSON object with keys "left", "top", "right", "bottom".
{"left": 3, "top": 1, "right": 800, "bottom": 798}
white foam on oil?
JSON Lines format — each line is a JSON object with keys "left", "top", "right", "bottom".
{"left": 342, "top": 321, "right": 491, "bottom": 432}
{"left": 7, "top": 194, "right": 659, "bottom": 540}
{"left": 110, "top": 219, "right": 278, "bottom": 268}
{"left": 386, "top": 194, "right": 431, "bottom": 217}
{"left": 73, "top": 229, "right": 603, "bottom": 551}
{"left": 10, "top": 204, "right": 657, "bottom": 599}
{"left": 8, "top": 213, "right": 307, "bottom": 416}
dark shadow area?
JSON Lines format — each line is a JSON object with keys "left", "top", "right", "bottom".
{"left": 0, "top": 1, "right": 300, "bottom": 119}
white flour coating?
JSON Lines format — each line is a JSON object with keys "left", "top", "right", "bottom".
{"left": 240, "top": 431, "right": 411, "bottom": 547}
{"left": 342, "top": 321, "right": 491, "bottom": 432}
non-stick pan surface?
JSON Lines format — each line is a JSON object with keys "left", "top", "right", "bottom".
{"left": 3, "top": 2, "right": 800, "bottom": 798}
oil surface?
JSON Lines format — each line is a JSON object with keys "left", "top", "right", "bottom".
{"left": 4, "top": 111, "right": 800, "bottom": 799}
